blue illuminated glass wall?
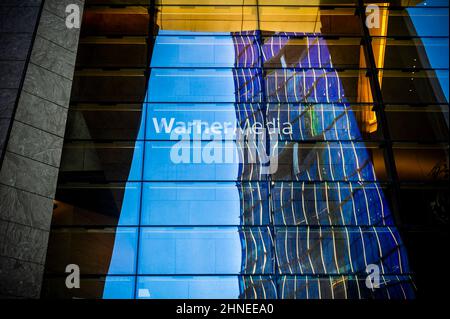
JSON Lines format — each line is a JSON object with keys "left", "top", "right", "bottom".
{"left": 104, "top": 29, "right": 415, "bottom": 299}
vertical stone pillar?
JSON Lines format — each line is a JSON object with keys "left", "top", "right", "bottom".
{"left": 0, "top": 0, "right": 84, "bottom": 298}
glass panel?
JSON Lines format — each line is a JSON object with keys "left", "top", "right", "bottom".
{"left": 376, "top": 37, "right": 449, "bottom": 69}
{"left": 365, "top": 0, "right": 448, "bottom": 6}
{"left": 155, "top": 6, "right": 362, "bottom": 35}
{"left": 42, "top": 276, "right": 135, "bottom": 299}
{"left": 259, "top": 7, "right": 362, "bottom": 35}
{"left": 275, "top": 227, "right": 410, "bottom": 275}
{"left": 141, "top": 182, "right": 270, "bottom": 225}
{"left": 271, "top": 182, "right": 395, "bottom": 226}
{"left": 45, "top": 228, "right": 138, "bottom": 275}
{"left": 53, "top": 182, "right": 141, "bottom": 226}
{"left": 59, "top": 141, "right": 144, "bottom": 182}
{"left": 148, "top": 68, "right": 248, "bottom": 103}
{"left": 383, "top": 8, "right": 449, "bottom": 37}
{"left": 386, "top": 105, "right": 449, "bottom": 142}
{"left": 262, "top": 36, "right": 364, "bottom": 69}
{"left": 279, "top": 275, "right": 415, "bottom": 299}
{"left": 260, "top": 0, "right": 357, "bottom": 5}
{"left": 158, "top": 0, "right": 358, "bottom": 5}
{"left": 82, "top": 7, "right": 150, "bottom": 36}
{"left": 143, "top": 140, "right": 268, "bottom": 181}
{"left": 155, "top": 5, "right": 258, "bottom": 32}
{"left": 77, "top": 37, "right": 148, "bottom": 68}
{"left": 136, "top": 276, "right": 277, "bottom": 299}
{"left": 379, "top": 69, "right": 449, "bottom": 104}
{"left": 103, "top": 276, "right": 136, "bottom": 299}
{"left": 264, "top": 69, "right": 372, "bottom": 104}
{"left": 138, "top": 227, "right": 274, "bottom": 274}
{"left": 66, "top": 104, "right": 143, "bottom": 141}
{"left": 266, "top": 103, "right": 382, "bottom": 141}
{"left": 393, "top": 143, "right": 449, "bottom": 181}
{"left": 399, "top": 184, "right": 449, "bottom": 226}
{"left": 88, "top": 0, "right": 151, "bottom": 4}
{"left": 274, "top": 142, "right": 388, "bottom": 182}
{"left": 151, "top": 34, "right": 244, "bottom": 67}
{"left": 157, "top": 0, "right": 258, "bottom": 4}
{"left": 72, "top": 70, "right": 147, "bottom": 103}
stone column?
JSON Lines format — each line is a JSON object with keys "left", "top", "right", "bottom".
{"left": 0, "top": 0, "right": 84, "bottom": 298}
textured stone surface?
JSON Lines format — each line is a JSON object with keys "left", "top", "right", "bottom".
{"left": 15, "top": 91, "right": 68, "bottom": 136}
{"left": 0, "top": 220, "right": 49, "bottom": 264}
{"left": 22, "top": 63, "right": 72, "bottom": 107}
{"left": 36, "top": 9, "right": 82, "bottom": 53}
{"left": 0, "top": 61, "right": 26, "bottom": 89}
{"left": 7, "top": 121, "right": 63, "bottom": 167}
{"left": 0, "top": 89, "right": 17, "bottom": 118}
{"left": 0, "top": 0, "right": 84, "bottom": 298}
{"left": 0, "top": 184, "right": 53, "bottom": 230}
{"left": 0, "top": 6, "right": 40, "bottom": 33}
{"left": 0, "top": 256, "right": 43, "bottom": 298}
{"left": 0, "top": 2, "right": 41, "bottom": 163}
{"left": 0, "top": 33, "right": 33, "bottom": 61}
{"left": 0, "top": 118, "right": 9, "bottom": 153}
{"left": 0, "top": 1, "right": 42, "bottom": 6}
{"left": 0, "top": 151, "right": 58, "bottom": 198}
{"left": 30, "top": 36, "right": 76, "bottom": 79}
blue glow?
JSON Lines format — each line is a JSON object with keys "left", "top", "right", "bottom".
{"left": 104, "top": 32, "right": 242, "bottom": 298}
{"left": 408, "top": 6, "right": 449, "bottom": 102}
{"left": 104, "top": 29, "right": 415, "bottom": 299}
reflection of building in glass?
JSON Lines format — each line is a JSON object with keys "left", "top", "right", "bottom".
{"left": 233, "top": 32, "right": 414, "bottom": 298}
{"left": 104, "top": 29, "right": 414, "bottom": 299}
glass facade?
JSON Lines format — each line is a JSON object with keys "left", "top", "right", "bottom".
{"left": 42, "top": 0, "right": 449, "bottom": 299}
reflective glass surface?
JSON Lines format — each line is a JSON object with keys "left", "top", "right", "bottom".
{"left": 43, "top": 0, "right": 448, "bottom": 300}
